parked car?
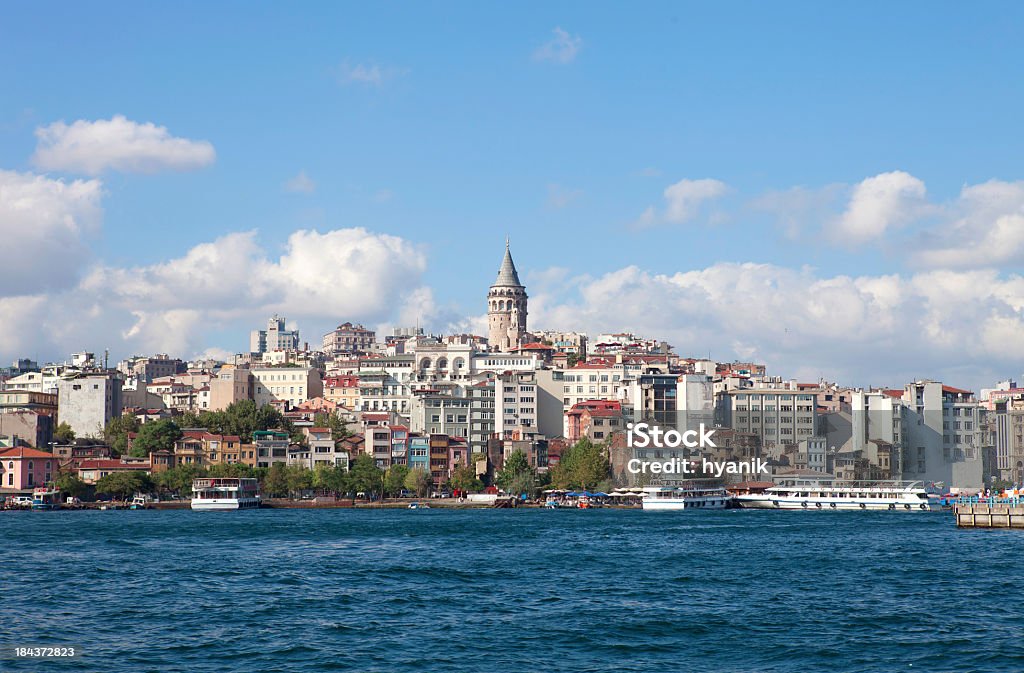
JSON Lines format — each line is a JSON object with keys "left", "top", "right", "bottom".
{"left": 11, "top": 496, "right": 33, "bottom": 506}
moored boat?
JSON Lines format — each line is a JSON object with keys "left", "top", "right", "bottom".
{"left": 190, "top": 478, "right": 261, "bottom": 510}
{"left": 641, "top": 483, "right": 729, "bottom": 510}
{"left": 735, "top": 480, "right": 938, "bottom": 511}
{"left": 31, "top": 487, "right": 62, "bottom": 510}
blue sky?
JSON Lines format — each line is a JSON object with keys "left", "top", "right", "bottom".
{"left": 2, "top": 2, "right": 1023, "bottom": 389}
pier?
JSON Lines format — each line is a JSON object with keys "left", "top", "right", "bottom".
{"left": 954, "top": 503, "right": 1024, "bottom": 529}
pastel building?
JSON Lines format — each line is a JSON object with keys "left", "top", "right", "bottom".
{"left": 0, "top": 447, "right": 56, "bottom": 493}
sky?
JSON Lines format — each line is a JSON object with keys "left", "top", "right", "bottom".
{"left": 2, "top": 1, "right": 1024, "bottom": 391}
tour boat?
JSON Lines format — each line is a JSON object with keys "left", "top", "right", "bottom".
{"left": 31, "top": 487, "right": 62, "bottom": 510}
{"left": 734, "top": 480, "right": 938, "bottom": 511}
{"left": 641, "top": 484, "right": 730, "bottom": 511}
{"left": 190, "top": 477, "right": 261, "bottom": 510}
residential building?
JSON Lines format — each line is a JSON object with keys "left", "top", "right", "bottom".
{"left": 209, "top": 365, "right": 252, "bottom": 411}
{"left": 254, "top": 430, "right": 291, "bottom": 468}
{"left": 565, "top": 400, "right": 624, "bottom": 443}
{"left": 322, "top": 322, "right": 376, "bottom": 356}
{"left": 0, "top": 447, "right": 56, "bottom": 493}
{"left": 57, "top": 373, "right": 123, "bottom": 439}
{"left": 898, "top": 381, "right": 983, "bottom": 489}
{"left": 251, "top": 365, "right": 323, "bottom": 410}
{"left": 323, "top": 375, "right": 360, "bottom": 409}
{"left": 78, "top": 457, "right": 151, "bottom": 485}
{"left": 250, "top": 315, "right": 300, "bottom": 355}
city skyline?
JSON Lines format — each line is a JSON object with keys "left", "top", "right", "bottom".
{"left": 2, "top": 2, "right": 1024, "bottom": 389}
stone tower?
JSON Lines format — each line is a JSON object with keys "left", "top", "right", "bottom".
{"left": 488, "top": 239, "right": 528, "bottom": 352}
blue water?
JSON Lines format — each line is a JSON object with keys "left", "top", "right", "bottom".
{"left": 2, "top": 509, "right": 1023, "bottom": 673}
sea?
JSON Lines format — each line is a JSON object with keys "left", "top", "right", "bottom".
{"left": 3, "top": 508, "right": 1023, "bottom": 673}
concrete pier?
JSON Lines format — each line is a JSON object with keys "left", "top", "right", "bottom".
{"left": 954, "top": 503, "right": 1024, "bottom": 528}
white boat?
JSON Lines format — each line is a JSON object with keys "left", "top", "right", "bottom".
{"left": 735, "top": 480, "right": 938, "bottom": 511}
{"left": 191, "top": 477, "right": 261, "bottom": 510}
{"left": 642, "top": 484, "right": 729, "bottom": 510}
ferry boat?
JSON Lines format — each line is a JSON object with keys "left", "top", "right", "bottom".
{"left": 735, "top": 479, "right": 938, "bottom": 511}
{"left": 641, "top": 484, "right": 730, "bottom": 510}
{"left": 190, "top": 477, "right": 261, "bottom": 510}
{"left": 31, "top": 487, "right": 62, "bottom": 510}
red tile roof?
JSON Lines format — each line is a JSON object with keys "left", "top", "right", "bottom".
{"left": 78, "top": 459, "right": 151, "bottom": 470}
{"left": 942, "top": 385, "right": 972, "bottom": 395}
{"left": 0, "top": 447, "right": 56, "bottom": 459}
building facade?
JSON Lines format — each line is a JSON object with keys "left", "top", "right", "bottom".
{"left": 487, "top": 241, "right": 528, "bottom": 352}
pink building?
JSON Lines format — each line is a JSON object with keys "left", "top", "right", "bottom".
{"left": 0, "top": 447, "right": 57, "bottom": 493}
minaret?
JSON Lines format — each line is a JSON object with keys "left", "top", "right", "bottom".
{"left": 487, "top": 239, "right": 528, "bottom": 352}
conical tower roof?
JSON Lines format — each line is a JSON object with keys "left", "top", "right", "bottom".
{"left": 493, "top": 239, "right": 523, "bottom": 287}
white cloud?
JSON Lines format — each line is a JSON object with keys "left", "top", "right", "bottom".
{"left": 832, "top": 170, "right": 926, "bottom": 245}
{"left": 32, "top": 115, "right": 215, "bottom": 175}
{"left": 545, "top": 183, "right": 583, "bottom": 209}
{"left": 529, "top": 262, "right": 1024, "bottom": 390}
{"left": 533, "top": 27, "right": 582, "bottom": 64}
{"left": 336, "top": 61, "right": 407, "bottom": 86}
{"left": 284, "top": 170, "right": 316, "bottom": 194}
{"left": 69, "top": 227, "right": 430, "bottom": 357}
{"left": 636, "top": 178, "right": 728, "bottom": 226}
{"left": 912, "top": 180, "right": 1024, "bottom": 269}
{"left": 0, "top": 170, "right": 103, "bottom": 295}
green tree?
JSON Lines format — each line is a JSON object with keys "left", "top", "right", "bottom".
{"left": 404, "top": 467, "right": 433, "bottom": 498}
{"left": 495, "top": 449, "right": 537, "bottom": 496}
{"left": 313, "top": 463, "right": 348, "bottom": 495}
{"left": 384, "top": 464, "right": 410, "bottom": 496}
{"left": 313, "top": 411, "right": 351, "bottom": 443}
{"left": 286, "top": 465, "right": 314, "bottom": 497}
{"left": 130, "top": 419, "right": 183, "bottom": 458}
{"left": 177, "top": 400, "right": 295, "bottom": 443}
{"left": 55, "top": 472, "right": 89, "bottom": 499}
{"left": 550, "top": 438, "right": 610, "bottom": 490}
{"left": 449, "top": 464, "right": 483, "bottom": 493}
{"left": 95, "top": 471, "right": 153, "bottom": 500}
{"left": 261, "top": 463, "right": 289, "bottom": 498}
{"left": 155, "top": 464, "right": 205, "bottom": 496}
{"left": 207, "top": 463, "right": 255, "bottom": 479}
{"left": 348, "top": 454, "right": 384, "bottom": 499}
{"left": 54, "top": 422, "right": 75, "bottom": 444}
{"left": 104, "top": 414, "right": 141, "bottom": 455}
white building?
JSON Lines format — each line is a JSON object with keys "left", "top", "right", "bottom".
{"left": 251, "top": 365, "right": 323, "bottom": 410}
{"left": 250, "top": 315, "right": 300, "bottom": 355}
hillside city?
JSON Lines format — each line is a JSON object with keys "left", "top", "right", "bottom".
{"left": 1, "top": 242, "right": 1022, "bottom": 500}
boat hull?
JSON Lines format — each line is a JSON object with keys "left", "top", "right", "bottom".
{"left": 190, "top": 497, "right": 261, "bottom": 511}
{"left": 643, "top": 496, "right": 729, "bottom": 511}
{"left": 735, "top": 494, "right": 937, "bottom": 511}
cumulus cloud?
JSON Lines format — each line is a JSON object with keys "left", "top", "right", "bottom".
{"left": 533, "top": 27, "right": 582, "bottom": 64}
{"left": 636, "top": 178, "right": 729, "bottom": 227}
{"left": 0, "top": 226, "right": 430, "bottom": 362}
{"left": 529, "top": 262, "right": 1024, "bottom": 389}
{"left": 0, "top": 170, "right": 103, "bottom": 295}
{"left": 832, "top": 170, "right": 926, "bottom": 245}
{"left": 284, "top": 170, "right": 316, "bottom": 194}
{"left": 545, "top": 183, "right": 583, "bottom": 209}
{"left": 32, "top": 115, "right": 215, "bottom": 175}
{"left": 336, "top": 61, "right": 407, "bottom": 86}
{"left": 912, "top": 180, "right": 1024, "bottom": 269}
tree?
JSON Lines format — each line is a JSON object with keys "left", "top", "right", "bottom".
{"left": 404, "top": 468, "right": 433, "bottom": 498}
{"left": 95, "top": 471, "right": 152, "bottom": 500}
{"left": 550, "top": 438, "right": 610, "bottom": 490}
{"left": 384, "top": 464, "right": 410, "bottom": 496}
{"left": 449, "top": 465, "right": 483, "bottom": 493}
{"left": 261, "top": 463, "right": 289, "bottom": 498}
{"left": 55, "top": 473, "right": 89, "bottom": 499}
{"left": 495, "top": 449, "right": 536, "bottom": 496}
{"left": 54, "top": 422, "right": 75, "bottom": 444}
{"left": 104, "top": 414, "right": 141, "bottom": 455}
{"left": 348, "top": 454, "right": 384, "bottom": 499}
{"left": 313, "top": 412, "right": 351, "bottom": 443}
{"left": 313, "top": 463, "right": 347, "bottom": 495}
{"left": 131, "top": 419, "right": 182, "bottom": 458}
{"left": 286, "top": 465, "right": 314, "bottom": 497}
{"left": 155, "top": 464, "right": 205, "bottom": 496}
{"left": 177, "top": 400, "right": 295, "bottom": 443}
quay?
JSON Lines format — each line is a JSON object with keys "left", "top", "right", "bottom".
{"left": 954, "top": 502, "right": 1024, "bottom": 529}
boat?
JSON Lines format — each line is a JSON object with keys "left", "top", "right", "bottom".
{"left": 641, "top": 483, "right": 729, "bottom": 510}
{"left": 734, "top": 479, "right": 938, "bottom": 511}
{"left": 190, "top": 477, "right": 261, "bottom": 510}
{"left": 408, "top": 502, "right": 430, "bottom": 509}
{"left": 31, "top": 487, "right": 62, "bottom": 510}
{"left": 129, "top": 496, "right": 152, "bottom": 510}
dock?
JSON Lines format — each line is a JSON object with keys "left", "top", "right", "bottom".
{"left": 954, "top": 502, "right": 1024, "bottom": 529}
